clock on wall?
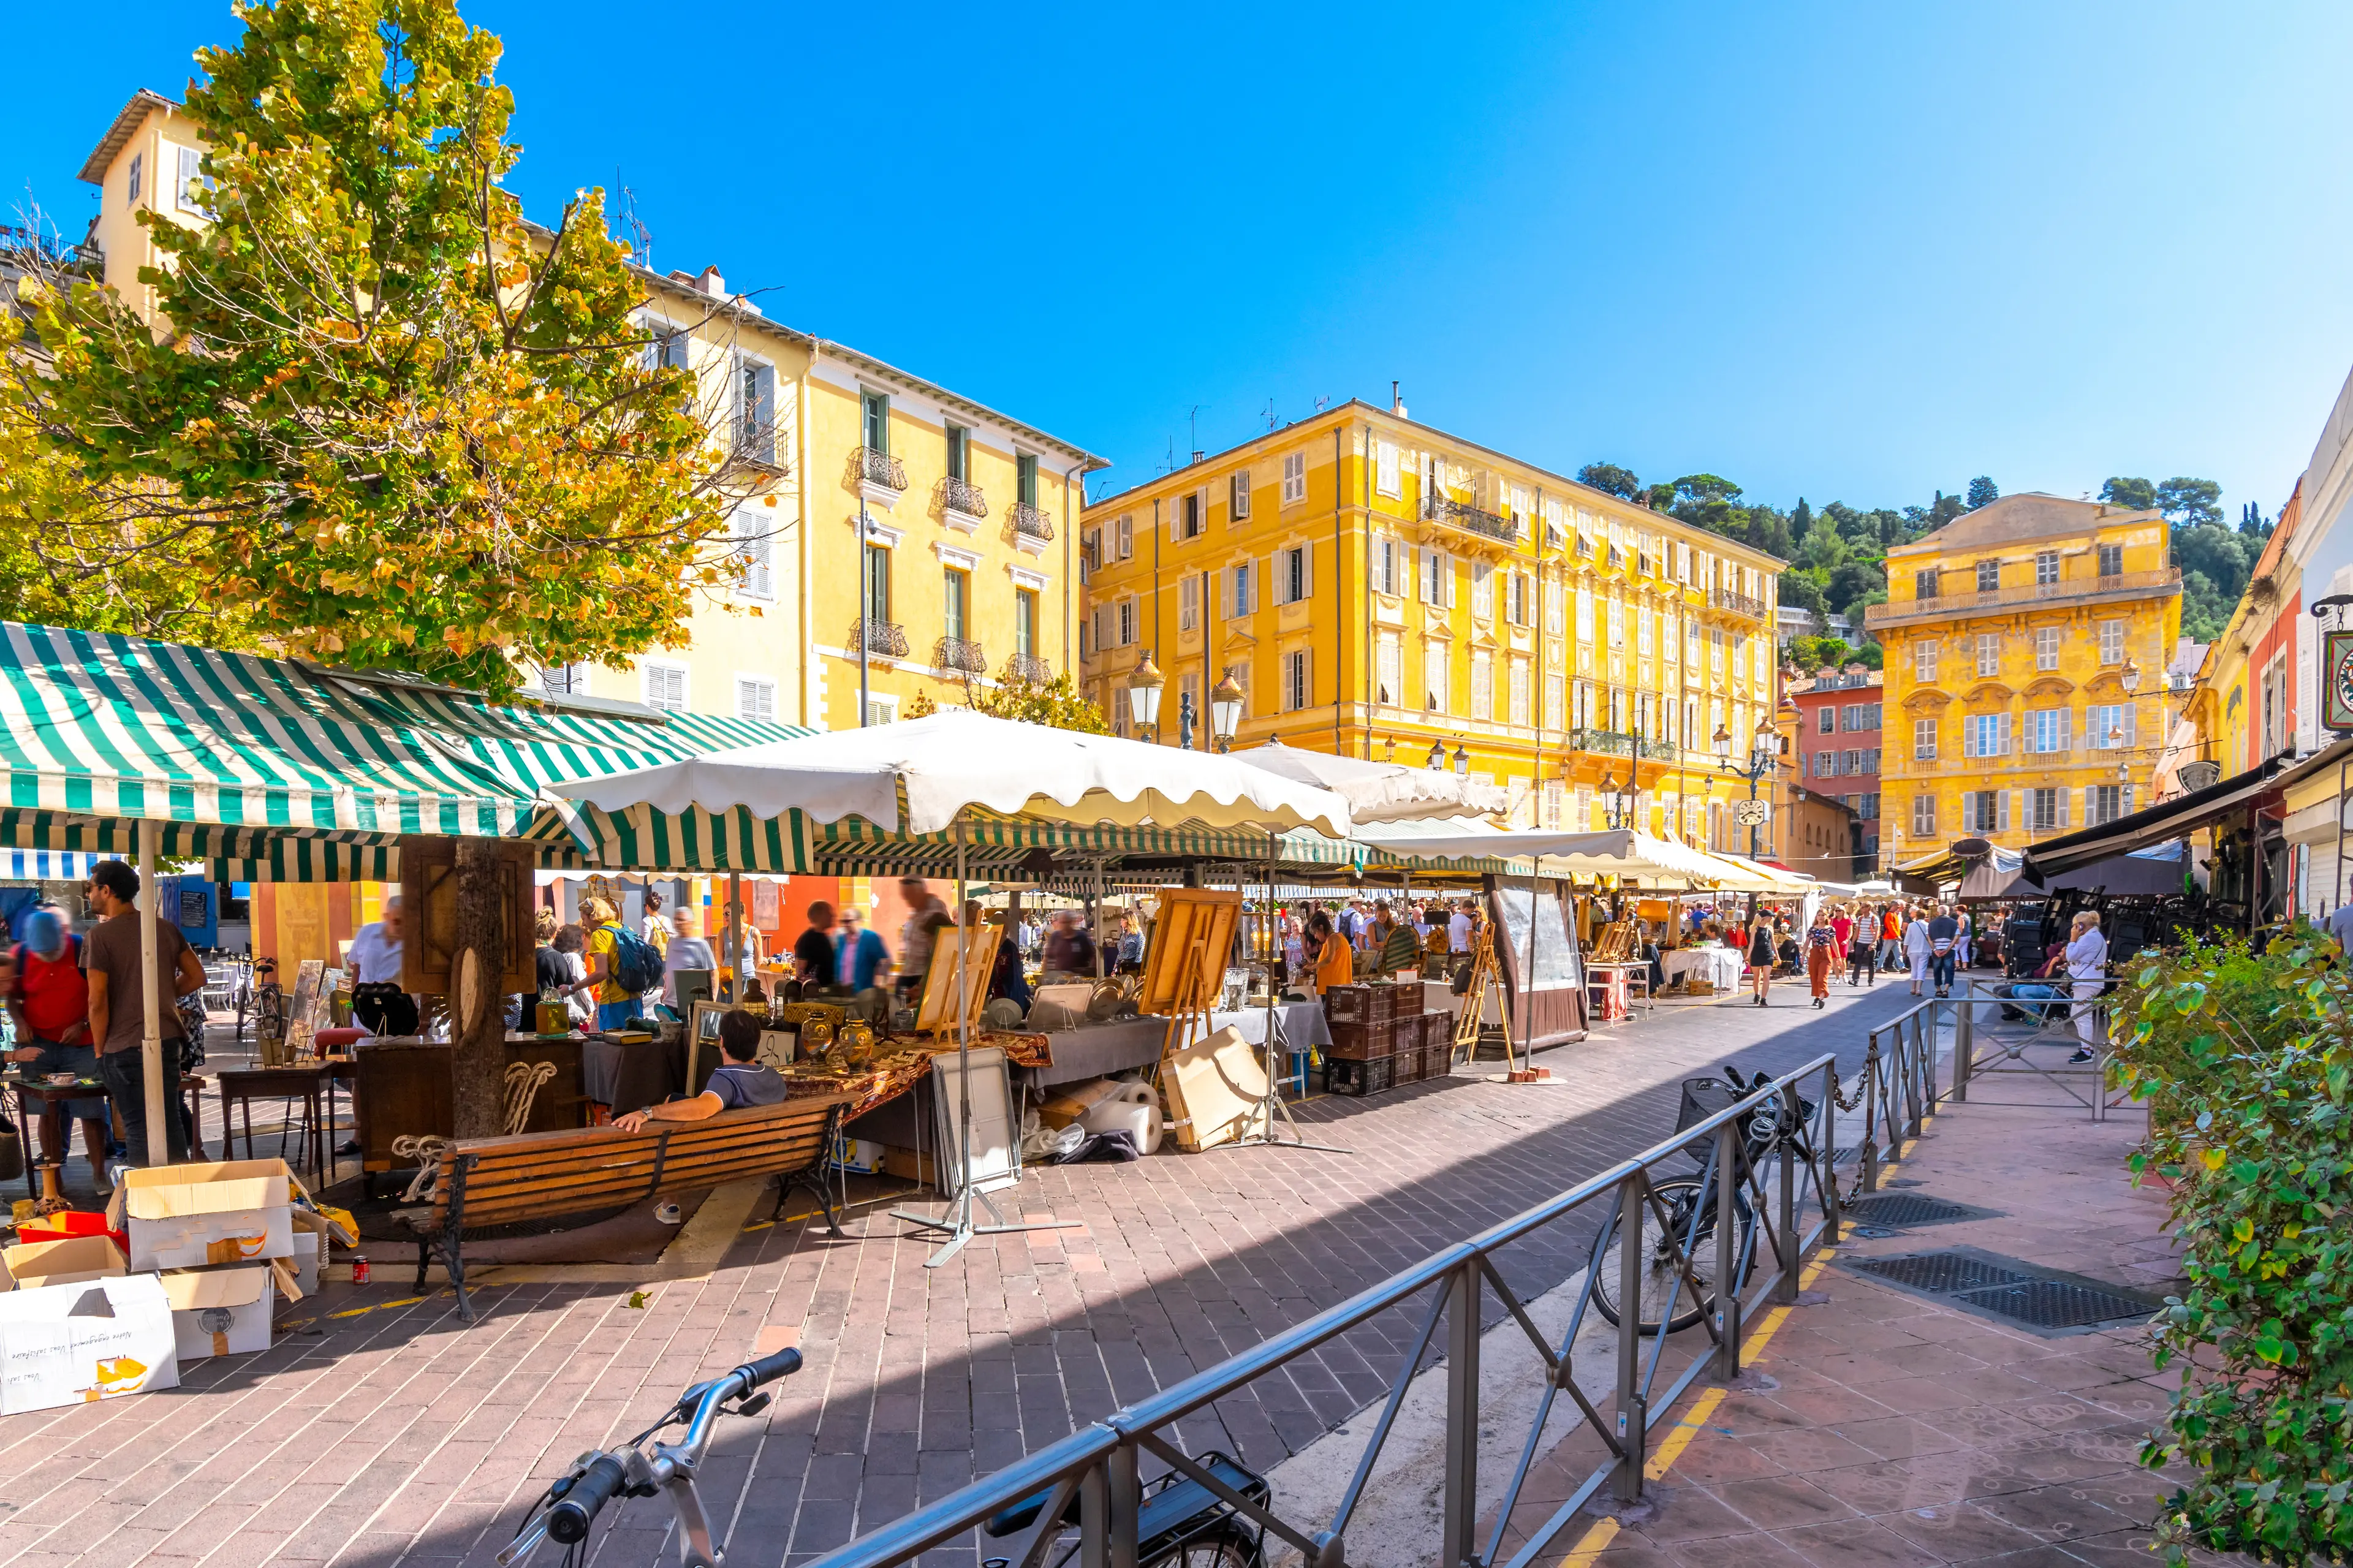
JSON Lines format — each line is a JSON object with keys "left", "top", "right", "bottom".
{"left": 2326, "top": 629, "right": 2353, "bottom": 733}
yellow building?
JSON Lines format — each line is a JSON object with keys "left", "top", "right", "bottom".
{"left": 74, "top": 89, "right": 1103, "bottom": 731}
{"left": 1866, "top": 494, "right": 2182, "bottom": 862}
{"left": 1077, "top": 401, "right": 1787, "bottom": 846}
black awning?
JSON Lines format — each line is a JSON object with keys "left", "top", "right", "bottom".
{"left": 2020, "top": 751, "right": 2301, "bottom": 885}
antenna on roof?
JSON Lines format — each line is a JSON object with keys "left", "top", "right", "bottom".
{"left": 1187, "top": 404, "right": 1207, "bottom": 465}
{"left": 1263, "top": 398, "right": 1276, "bottom": 431}
{"left": 615, "top": 176, "right": 651, "bottom": 269}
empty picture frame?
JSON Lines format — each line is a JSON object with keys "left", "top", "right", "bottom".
{"left": 1138, "top": 888, "right": 1243, "bottom": 1016}
{"left": 683, "top": 999, "right": 731, "bottom": 1094}
{"left": 930, "top": 1045, "right": 1018, "bottom": 1197}
{"left": 917, "top": 922, "right": 1002, "bottom": 1037}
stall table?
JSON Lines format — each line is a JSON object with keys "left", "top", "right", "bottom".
{"left": 351, "top": 1035, "right": 588, "bottom": 1189}
{"left": 1661, "top": 947, "right": 1745, "bottom": 993}
{"left": 1021, "top": 1001, "right": 1332, "bottom": 1088}
{"left": 3, "top": 1072, "right": 213, "bottom": 1195}
{"left": 579, "top": 1032, "right": 679, "bottom": 1115}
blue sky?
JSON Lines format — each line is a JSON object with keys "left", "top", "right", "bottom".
{"left": 11, "top": 2, "right": 2351, "bottom": 520}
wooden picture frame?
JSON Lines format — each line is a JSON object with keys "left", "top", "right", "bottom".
{"left": 683, "top": 999, "right": 731, "bottom": 1094}
{"left": 917, "top": 922, "right": 1002, "bottom": 1036}
{"left": 1138, "top": 888, "right": 1242, "bottom": 1017}
{"left": 280, "top": 958, "right": 326, "bottom": 1064}
{"left": 400, "top": 838, "right": 536, "bottom": 997}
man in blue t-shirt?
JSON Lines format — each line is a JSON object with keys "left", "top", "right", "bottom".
{"left": 613, "top": 1012, "right": 784, "bottom": 1132}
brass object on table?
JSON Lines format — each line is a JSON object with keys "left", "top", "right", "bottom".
{"left": 776, "top": 1001, "right": 846, "bottom": 1032}
{"left": 1086, "top": 975, "right": 1140, "bottom": 1022}
{"left": 800, "top": 1018, "right": 836, "bottom": 1053}
{"left": 839, "top": 1021, "right": 876, "bottom": 1067}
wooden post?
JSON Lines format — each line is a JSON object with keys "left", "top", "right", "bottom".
{"left": 448, "top": 838, "right": 509, "bottom": 1140}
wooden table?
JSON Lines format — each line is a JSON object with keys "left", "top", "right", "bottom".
{"left": 2, "top": 1071, "right": 212, "bottom": 1195}
{"left": 218, "top": 1063, "right": 336, "bottom": 1179}
{"left": 1585, "top": 961, "right": 1652, "bottom": 1020}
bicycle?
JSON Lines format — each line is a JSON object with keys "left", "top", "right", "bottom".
{"left": 1585, "top": 1064, "right": 1818, "bottom": 1335}
{"left": 982, "top": 1450, "right": 1270, "bottom": 1568}
{"left": 499, "top": 1347, "right": 803, "bottom": 1568}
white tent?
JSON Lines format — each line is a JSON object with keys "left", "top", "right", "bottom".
{"left": 1228, "top": 741, "right": 1509, "bottom": 825}
{"left": 1357, "top": 821, "right": 1757, "bottom": 887}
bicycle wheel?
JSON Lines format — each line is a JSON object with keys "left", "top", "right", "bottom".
{"left": 1587, "top": 1176, "right": 1730, "bottom": 1336}
{"left": 1162, "top": 1527, "right": 1259, "bottom": 1568}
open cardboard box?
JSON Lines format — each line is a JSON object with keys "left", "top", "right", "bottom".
{"left": 0, "top": 1273, "right": 178, "bottom": 1414}
{"left": 162, "top": 1266, "right": 275, "bottom": 1361}
{"left": 2, "top": 1235, "right": 127, "bottom": 1291}
{"left": 108, "top": 1160, "right": 297, "bottom": 1271}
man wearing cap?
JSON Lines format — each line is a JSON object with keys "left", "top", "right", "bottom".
{"left": 7, "top": 907, "right": 107, "bottom": 1190}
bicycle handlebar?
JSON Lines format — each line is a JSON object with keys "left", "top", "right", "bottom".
{"left": 547, "top": 1454, "right": 629, "bottom": 1545}
{"left": 736, "top": 1347, "right": 802, "bottom": 1390}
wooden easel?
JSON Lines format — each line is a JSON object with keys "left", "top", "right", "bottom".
{"left": 1154, "top": 936, "right": 1217, "bottom": 1088}
{"left": 1452, "top": 930, "right": 1521, "bottom": 1075}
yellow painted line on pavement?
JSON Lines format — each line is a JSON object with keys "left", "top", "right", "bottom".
{"left": 329, "top": 1295, "right": 427, "bottom": 1319}
{"left": 1557, "top": 1517, "right": 1618, "bottom": 1566}
{"left": 1643, "top": 1387, "right": 1727, "bottom": 1480}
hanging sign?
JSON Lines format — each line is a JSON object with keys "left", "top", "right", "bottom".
{"left": 2325, "top": 629, "right": 2353, "bottom": 733}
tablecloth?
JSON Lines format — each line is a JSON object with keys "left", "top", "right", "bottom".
{"left": 1661, "top": 947, "right": 1745, "bottom": 990}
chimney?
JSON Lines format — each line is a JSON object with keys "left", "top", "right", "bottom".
{"left": 696, "top": 265, "right": 726, "bottom": 298}
{"left": 1391, "top": 380, "right": 1408, "bottom": 420}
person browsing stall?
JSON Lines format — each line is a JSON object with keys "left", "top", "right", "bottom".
{"left": 792, "top": 901, "right": 838, "bottom": 985}
{"left": 1309, "top": 909, "right": 1354, "bottom": 995}
{"left": 611, "top": 1011, "right": 784, "bottom": 1132}
{"left": 345, "top": 895, "right": 419, "bottom": 1036}
{"left": 661, "top": 909, "right": 717, "bottom": 1009}
{"left": 1373, "top": 902, "right": 1420, "bottom": 978}
{"left": 8, "top": 906, "right": 107, "bottom": 1191}
{"left": 81, "top": 860, "right": 206, "bottom": 1166}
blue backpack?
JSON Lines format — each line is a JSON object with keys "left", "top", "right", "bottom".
{"left": 602, "top": 924, "right": 663, "bottom": 994}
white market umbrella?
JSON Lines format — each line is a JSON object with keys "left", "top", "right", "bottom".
{"left": 1229, "top": 741, "right": 1508, "bottom": 825}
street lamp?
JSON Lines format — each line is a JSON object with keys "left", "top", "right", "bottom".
{"left": 1452, "top": 744, "right": 1470, "bottom": 776}
{"left": 2119, "top": 656, "right": 2142, "bottom": 697}
{"left": 1126, "top": 652, "right": 1164, "bottom": 741}
{"left": 1715, "top": 714, "right": 1778, "bottom": 862}
{"left": 1600, "top": 768, "right": 1634, "bottom": 828}
{"left": 1427, "top": 740, "right": 1447, "bottom": 771}
{"left": 1210, "top": 669, "right": 1244, "bottom": 752}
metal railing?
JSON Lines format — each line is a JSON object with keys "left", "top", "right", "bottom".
{"left": 1850, "top": 997, "right": 1947, "bottom": 1194}
{"left": 1566, "top": 727, "right": 1680, "bottom": 761}
{"left": 848, "top": 618, "right": 909, "bottom": 657}
{"left": 805, "top": 1053, "right": 1846, "bottom": 1568}
{"left": 1424, "top": 494, "right": 1519, "bottom": 545}
{"left": 1004, "top": 653, "right": 1053, "bottom": 685}
{"left": 1714, "top": 588, "right": 1767, "bottom": 619}
{"left": 1009, "top": 500, "right": 1055, "bottom": 542}
{"left": 934, "top": 635, "right": 988, "bottom": 674}
{"left": 1864, "top": 568, "right": 2181, "bottom": 630}
{"left": 939, "top": 475, "right": 988, "bottom": 518}
{"left": 855, "top": 447, "right": 909, "bottom": 492}
{"left": 1949, "top": 975, "right": 2122, "bottom": 1121}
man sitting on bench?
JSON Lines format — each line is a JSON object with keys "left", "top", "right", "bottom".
{"left": 615, "top": 1012, "right": 784, "bottom": 1133}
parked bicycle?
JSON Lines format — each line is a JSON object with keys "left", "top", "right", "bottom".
{"left": 499, "top": 1347, "right": 802, "bottom": 1568}
{"left": 982, "top": 1451, "right": 1270, "bottom": 1568}
{"left": 1586, "top": 1063, "right": 1819, "bottom": 1335}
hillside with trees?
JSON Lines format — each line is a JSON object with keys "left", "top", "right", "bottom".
{"left": 1577, "top": 463, "right": 2273, "bottom": 656}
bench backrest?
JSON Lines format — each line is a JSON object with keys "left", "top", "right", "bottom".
{"left": 429, "top": 1093, "right": 849, "bottom": 1232}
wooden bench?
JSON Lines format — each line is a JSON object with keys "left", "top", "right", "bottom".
{"left": 399, "top": 1092, "right": 851, "bottom": 1320}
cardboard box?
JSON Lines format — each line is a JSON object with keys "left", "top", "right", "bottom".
{"left": 0, "top": 1273, "right": 178, "bottom": 1413}
{"left": 3, "top": 1236, "right": 127, "bottom": 1290}
{"left": 879, "top": 1146, "right": 936, "bottom": 1184}
{"left": 289, "top": 1232, "right": 320, "bottom": 1298}
{"left": 108, "top": 1160, "right": 296, "bottom": 1271}
{"left": 161, "top": 1267, "right": 275, "bottom": 1361}
{"left": 831, "top": 1137, "right": 886, "bottom": 1175}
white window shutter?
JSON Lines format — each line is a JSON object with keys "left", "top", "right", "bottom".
{"left": 2058, "top": 790, "right": 2069, "bottom": 828}
{"left": 1302, "top": 542, "right": 1314, "bottom": 600}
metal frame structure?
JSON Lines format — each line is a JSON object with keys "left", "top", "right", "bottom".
{"left": 803, "top": 1053, "right": 1851, "bottom": 1568}
{"left": 1947, "top": 976, "right": 2121, "bottom": 1121}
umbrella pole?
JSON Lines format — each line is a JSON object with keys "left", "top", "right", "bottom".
{"left": 896, "top": 817, "right": 1078, "bottom": 1267}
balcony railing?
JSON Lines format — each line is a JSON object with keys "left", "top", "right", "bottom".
{"left": 1004, "top": 652, "right": 1053, "bottom": 686}
{"left": 1715, "top": 588, "right": 1767, "bottom": 619}
{"left": 1865, "top": 567, "right": 2181, "bottom": 630}
{"left": 1567, "top": 729, "right": 1682, "bottom": 761}
{"left": 938, "top": 475, "right": 987, "bottom": 517}
{"left": 1423, "top": 494, "right": 1518, "bottom": 545}
{"left": 856, "top": 447, "right": 909, "bottom": 493}
{"left": 934, "top": 635, "right": 988, "bottom": 674}
{"left": 847, "top": 618, "right": 908, "bottom": 658}
{"left": 1008, "top": 501, "right": 1055, "bottom": 542}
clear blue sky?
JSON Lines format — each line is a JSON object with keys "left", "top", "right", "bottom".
{"left": 10, "top": 2, "right": 2351, "bottom": 520}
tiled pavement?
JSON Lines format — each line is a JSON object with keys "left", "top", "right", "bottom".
{"left": 0, "top": 980, "right": 1922, "bottom": 1568}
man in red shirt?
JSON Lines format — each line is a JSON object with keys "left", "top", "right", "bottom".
{"left": 6, "top": 906, "right": 107, "bottom": 1190}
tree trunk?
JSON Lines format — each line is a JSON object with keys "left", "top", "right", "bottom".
{"left": 449, "top": 837, "right": 507, "bottom": 1140}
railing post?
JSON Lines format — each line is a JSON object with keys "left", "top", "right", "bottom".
{"left": 1859, "top": 1039, "right": 1881, "bottom": 1194}
{"left": 1713, "top": 1121, "right": 1743, "bottom": 1381}
{"left": 1108, "top": 1442, "right": 1139, "bottom": 1568}
{"left": 1903, "top": 1013, "right": 1925, "bottom": 1138}
{"left": 1776, "top": 1110, "right": 1798, "bottom": 1303}
{"left": 1612, "top": 1172, "right": 1648, "bottom": 1503}
{"left": 1080, "top": 1459, "right": 1110, "bottom": 1568}
{"left": 1443, "top": 1256, "right": 1481, "bottom": 1568}
{"left": 1821, "top": 1061, "right": 1841, "bottom": 1242}
{"left": 1953, "top": 990, "right": 1974, "bottom": 1103}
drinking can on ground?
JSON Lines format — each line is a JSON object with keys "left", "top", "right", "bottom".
{"left": 350, "top": 1255, "right": 370, "bottom": 1286}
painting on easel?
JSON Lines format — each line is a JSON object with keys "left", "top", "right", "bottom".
{"left": 917, "top": 920, "right": 1003, "bottom": 1037}
{"left": 1138, "top": 889, "right": 1242, "bottom": 1017}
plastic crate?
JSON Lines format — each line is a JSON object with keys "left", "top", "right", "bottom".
{"left": 1325, "top": 1053, "right": 1399, "bottom": 1097}
{"left": 1326, "top": 1021, "right": 1384, "bottom": 1061}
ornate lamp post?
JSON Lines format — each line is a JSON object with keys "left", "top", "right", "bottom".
{"left": 1715, "top": 715, "right": 1779, "bottom": 861}
{"left": 1126, "top": 652, "right": 1164, "bottom": 743}
{"left": 1426, "top": 740, "right": 1447, "bottom": 771}
{"left": 1210, "top": 670, "right": 1245, "bottom": 753}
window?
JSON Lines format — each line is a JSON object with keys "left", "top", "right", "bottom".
{"left": 1115, "top": 514, "right": 1133, "bottom": 560}
{"left": 1376, "top": 637, "right": 1402, "bottom": 706}
{"left": 2089, "top": 784, "right": 2133, "bottom": 825}
{"left": 1857, "top": 793, "right": 1879, "bottom": 821}
{"left": 2097, "top": 543, "right": 2123, "bottom": 577}
{"left": 2099, "top": 621, "right": 2125, "bottom": 664}
{"left": 1510, "top": 661, "right": 1531, "bottom": 726}
{"left": 1422, "top": 549, "right": 1450, "bottom": 607}
{"left": 1471, "top": 653, "right": 1493, "bottom": 719}
{"left": 1915, "top": 640, "right": 1938, "bottom": 682}
{"left": 1283, "top": 650, "right": 1311, "bottom": 711}
{"left": 1963, "top": 790, "right": 2008, "bottom": 834}
{"left": 1575, "top": 589, "right": 1594, "bottom": 644}
{"left": 1117, "top": 597, "right": 1137, "bottom": 646}
{"left": 1373, "top": 537, "right": 1402, "bottom": 596}
{"left": 176, "top": 145, "right": 209, "bottom": 214}
{"left": 941, "top": 568, "right": 968, "bottom": 643}
{"left": 732, "top": 508, "right": 772, "bottom": 599}
{"left": 1840, "top": 703, "right": 1881, "bottom": 732}
{"left": 1017, "top": 453, "right": 1039, "bottom": 507}
{"left": 1175, "top": 491, "right": 1202, "bottom": 540}
{"left": 1817, "top": 707, "right": 1835, "bottom": 736}
{"left": 1276, "top": 545, "right": 1311, "bottom": 605}
{"left": 863, "top": 544, "right": 891, "bottom": 623}
{"left": 1229, "top": 471, "right": 1252, "bottom": 521}
{"left": 1963, "top": 713, "right": 2010, "bottom": 757}
{"left": 736, "top": 677, "right": 776, "bottom": 722}
{"left": 1080, "top": 528, "right": 1099, "bottom": 584}
{"left": 1915, "top": 569, "right": 1940, "bottom": 600}
{"left": 1471, "top": 562, "right": 1494, "bottom": 619}
{"left": 644, "top": 663, "right": 688, "bottom": 712}
{"left": 2035, "top": 627, "right": 2059, "bottom": 671}
{"left": 1544, "top": 678, "right": 1563, "bottom": 730}
{"left": 1912, "top": 795, "right": 1936, "bottom": 836}
{"left": 1424, "top": 645, "right": 1448, "bottom": 713}
{"left": 1913, "top": 716, "right": 1938, "bottom": 759}
{"left": 2090, "top": 703, "right": 2137, "bottom": 749}
{"left": 126, "top": 151, "right": 143, "bottom": 206}
{"left": 945, "top": 424, "right": 970, "bottom": 482}
{"left": 1543, "top": 781, "right": 1563, "bottom": 830}
{"left": 864, "top": 694, "right": 899, "bottom": 726}
{"left": 1225, "top": 560, "right": 1257, "bottom": 618}
{"left": 1015, "top": 590, "right": 1037, "bottom": 658}
{"left": 2028, "top": 787, "right": 2064, "bottom": 832}
{"left": 540, "top": 662, "right": 588, "bottom": 695}
{"left": 1178, "top": 574, "right": 1199, "bottom": 631}
{"left": 1975, "top": 559, "right": 1999, "bottom": 593}
{"left": 1635, "top": 601, "right": 1652, "bottom": 654}
{"left": 1281, "top": 452, "right": 1306, "bottom": 505}
{"left": 736, "top": 358, "right": 775, "bottom": 463}
{"left": 1608, "top": 599, "right": 1625, "bottom": 649}
{"left": 861, "top": 390, "right": 890, "bottom": 453}
{"left": 1376, "top": 440, "right": 1400, "bottom": 499}
{"left": 643, "top": 317, "right": 690, "bottom": 374}
{"left": 2028, "top": 708, "right": 2067, "bottom": 754}
{"left": 2035, "top": 551, "right": 2059, "bottom": 586}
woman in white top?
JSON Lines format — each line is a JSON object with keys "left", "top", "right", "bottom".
{"left": 1902, "top": 907, "right": 1933, "bottom": 997}
{"left": 2064, "top": 911, "right": 2110, "bottom": 1061}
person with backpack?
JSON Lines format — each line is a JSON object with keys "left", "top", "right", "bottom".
{"left": 6, "top": 906, "right": 107, "bottom": 1191}
{"left": 579, "top": 895, "right": 661, "bottom": 1031}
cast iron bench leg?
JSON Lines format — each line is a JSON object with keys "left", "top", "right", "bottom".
{"left": 444, "top": 1230, "right": 472, "bottom": 1323}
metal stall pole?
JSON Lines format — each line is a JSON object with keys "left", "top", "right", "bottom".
{"left": 137, "top": 817, "right": 170, "bottom": 1165}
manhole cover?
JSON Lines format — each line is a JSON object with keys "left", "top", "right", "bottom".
{"left": 1842, "top": 1193, "right": 1994, "bottom": 1229}
{"left": 1849, "top": 1252, "right": 2033, "bottom": 1293}
{"left": 1957, "top": 1278, "right": 2154, "bottom": 1331}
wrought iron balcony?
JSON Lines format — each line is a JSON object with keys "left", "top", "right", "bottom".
{"left": 1714, "top": 588, "right": 1767, "bottom": 619}
{"left": 939, "top": 475, "right": 988, "bottom": 518}
{"left": 1004, "top": 653, "right": 1053, "bottom": 686}
{"left": 934, "top": 635, "right": 988, "bottom": 674}
{"left": 1423, "top": 494, "right": 1518, "bottom": 545}
{"left": 1864, "top": 567, "right": 2181, "bottom": 631}
{"left": 1009, "top": 501, "right": 1055, "bottom": 542}
{"left": 855, "top": 447, "right": 909, "bottom": 492}
{"left": 847, "top": 618, "right": 908, "bottom": 658}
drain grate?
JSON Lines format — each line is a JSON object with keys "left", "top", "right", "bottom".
{"left": 1955, "top": 1278, "right": 2154, "bottom": 1331}
{"left": 1850, "top": 1252, "right": 2033, "bottom": 1294}
{"left": 1842, "top": 1192, "right": 1993, "bottom": 1229}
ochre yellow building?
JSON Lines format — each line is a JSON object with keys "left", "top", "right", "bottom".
{"left": 1078, "top": 403, "right": 1786, "bottom": 846}
{"left": 1867, "top": 494, "right": 2182, "bottom": 862}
